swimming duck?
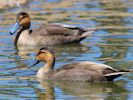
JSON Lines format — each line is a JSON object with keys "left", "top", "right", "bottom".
{"left": 10, "top": 12, "right": 95, "bottom": 46}
{"left": 30, "top": 47, "right": 133, "bottom": 82}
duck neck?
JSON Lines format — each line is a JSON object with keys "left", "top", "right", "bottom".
{"left": 43, "top": 57, "right": 55, "bottom": 72}
{"left": 37, "top": 55, "right": 55, "bottom": 79}
{"left": 14, "top": 24, "right": 31, "bottom": 46}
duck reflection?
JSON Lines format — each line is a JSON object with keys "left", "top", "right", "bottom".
{"left": 35, "top": 79, "right": 128, "bottom": 100}
{"left": 15, "top": 43, "right": 89, "bottom": 59}
{"left": 35, "top": 80, "right": 55, "bottom": 100}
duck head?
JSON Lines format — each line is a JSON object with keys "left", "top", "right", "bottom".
{"left": 30, "top": 47, "right": 55, "bottom": 67}
{"left": 10, "top": 12, "right": 31, "bottom": 35}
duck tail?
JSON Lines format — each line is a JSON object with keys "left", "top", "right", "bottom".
{"left": 104, "top": 72, "right": 126, "bottom": 81}
{"left": 79, "top": 30, "right": 95, "bottom": 41}
{"left": 119, "top": 69, "right": 133, "bottom": 72}
{"left": 104, "top": 69, "right": 133, "bottom": 81}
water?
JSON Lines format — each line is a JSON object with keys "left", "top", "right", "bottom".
{"left": 0, "top": 0, "right": 133, "bottom": 100}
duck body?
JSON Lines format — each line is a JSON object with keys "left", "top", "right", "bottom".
{"left": 31, "top": 47, "right": 132, "bottom": 82}
{"left": 10, "top": 12, "right": 95, "bottom": 46}
{"left": 36, "top": 62, "right": 116, "bottom": 81}
{"left": 17, "top": 24, "right": 91, "bottom": 46}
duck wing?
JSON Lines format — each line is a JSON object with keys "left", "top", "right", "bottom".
{"left": 55, "top": 62, "right": 117, "bottom": 74}
{"left": 54, "top": 62, "right": 133, "bottom": 81}
{"left": 32, "top": 23, "right": 96, "bottom": 36}
{"left": 53, "top": 62, "right": 118, "bottom": 81}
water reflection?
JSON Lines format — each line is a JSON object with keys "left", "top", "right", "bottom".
{"left": 36, "top": 79, "right": 129, "bottom": 100}
{"left": 15, "top": 43, "right": 89, "bottom": 60}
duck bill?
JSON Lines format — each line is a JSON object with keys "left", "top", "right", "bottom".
{"left": 29, "top": 60, "right": 41, "bottom": 67}
{"left": 10, "top": 21, "right": 21, "bottom": 35}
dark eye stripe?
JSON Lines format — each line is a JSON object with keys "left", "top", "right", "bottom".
{"left": 37, "top": 51, "right": 46, "bottom": 56}
{"left": 17, "top": 15, "right": 27, "bottom": 22}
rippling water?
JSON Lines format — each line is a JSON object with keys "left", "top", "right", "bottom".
{"left": 0, "top": 0, "right": 133, "bottom": 100}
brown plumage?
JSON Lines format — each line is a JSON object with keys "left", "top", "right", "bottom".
{"left": 10, "top": 12, "right": 96, "bottom": 46}
{"left": 30, "top": 47, "right": 133, "bottom": 82}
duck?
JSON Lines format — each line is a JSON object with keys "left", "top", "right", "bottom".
{"left": 10, "top": 12, "right": 96, "bottom": 46}
{"left": 30, "top": 47, "right": 133, "bottom": 82}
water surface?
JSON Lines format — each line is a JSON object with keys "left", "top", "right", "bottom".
{"left": 0, "top": 0, "right": 133, "bottom": 100}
